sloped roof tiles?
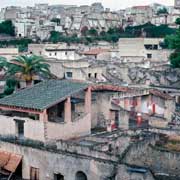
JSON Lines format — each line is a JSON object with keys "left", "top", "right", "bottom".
{"left": 0, "top": 80, "right": 88, "bottom": 111}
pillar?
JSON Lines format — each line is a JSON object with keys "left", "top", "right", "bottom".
{"left": 39, "top": 109, "right": 48, "bottom": 141}
{"left": 124, "top": 98, "right": 129, "bottom": 110}
{"left": 137, "top": 96, "right": 142, "bottom": 112}
{"left": 85, "top": 87, "right": 91, "bottom": 114}
{"left": 64, "top": 97, "right": 72, "bottom": 123}
{"left": 40, "top": 109, "right": 48, "bottom": 122}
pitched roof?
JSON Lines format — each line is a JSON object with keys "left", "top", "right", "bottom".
{"left": 150, "top": 89, "right": 173, "bottom": 100}
{"left": 82, "top": 48, "right": 110, "bottom": 55}
{"left": 0, "top": 80, "right": 88, "bottom": 111}
{"left": 0, "top": 150, "right": 22, "bottom": 173}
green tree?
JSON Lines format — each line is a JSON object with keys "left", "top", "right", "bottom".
{"left": 166, "top": 18, "right": 180, "bottom": 68}
{"left": 49, "top": 31, "right": 62, "bottom": 43}
{"left": 88, "top": 28, "right": 98, "bottom": 36}
{"left": 125, "top": 23, "right": 175, "bottom": 38}
{"left": 51, "top": 18, "right": 61, "bottom": 25}
{"left": 100, "top": 31, "right": 106, "bottom": 36}
{"left": 157, "top": 7, "right": 168, "bottom": 15}
{"left": 6, "top": 55, "right": 51, "bottom": 86}
{"left": 4, "top": 79, "right": 19, "bottom": 95}
{"left": 0, "top": 20, "right": 15, "bottom": 36}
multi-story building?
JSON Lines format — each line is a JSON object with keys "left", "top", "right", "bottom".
{"left": 118, "top": 38, "right": 171, "bottom": 63}
{"left": 0, "top": 79, "right": 177, "bottom": 179}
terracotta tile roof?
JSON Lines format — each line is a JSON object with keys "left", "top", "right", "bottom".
{"left": 91, "top": 84, "right": 130, "bottom": 92}
{"left": 4, "top": 153, "right": 22, "bottom": 173}
{"left": 150, "top": 89, "right": 173, "bottom": 100}
{"left": 82, "top": 48, "right": 110, "bottom": 55}
{"left": 0, "top": 151, "right": 10, "bottom": 167}
{"left": 0, "top": 150, "right": 22, "bottom": 173}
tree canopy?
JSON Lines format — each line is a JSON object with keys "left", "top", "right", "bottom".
{"left": 51, "top": 18, "right": 61, "bottom": 25}
{"left": 48, "top": 23, "right": 176, "bottom": 44}
{"left": 157, "top": 7, "right": 168, "bottom": 15}
{"left": 166, "top": 18, "right": 180, "bottom": 68}
{"left": 0, "top": 55, "right": 51, "bottom": 86}
{"left": 0, "top": 20, "right": 15, "bottom": 36}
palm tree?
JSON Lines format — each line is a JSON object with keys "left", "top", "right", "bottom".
{"left": 7, "top": 55, "right": 51, "bottom": 86}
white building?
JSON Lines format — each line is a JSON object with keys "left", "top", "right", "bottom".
{"left": 118, "top": 38, "right": 171, "bottom": 63}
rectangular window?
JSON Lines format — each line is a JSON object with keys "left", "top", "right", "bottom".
{"left": 30, "top": 167, "right": 39, "bottom": 180}
{"left": 15, "top": 119, "right": 24, "bottom": 138}
{"left": 94, "top": 73, "right": 97, "bottom": 79}
{"left": 66, "top": 72, "right": 72, "bottom": 78}
{"left": 88, "top": 73, "right": 91, "bottom": 78}
{"left": 147, "top": 54, "right": 152, "bottom": 59}
{"left": 154, "top": 45, "right": 158, "bottom": 50}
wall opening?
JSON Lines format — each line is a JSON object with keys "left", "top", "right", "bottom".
{"left": 30, "top": 167, "right": 39, "bottom": 180}
{"left": 54, "top": 173, "right": 64, "bottom": 180}
{"left": 75, "top": 171, "right": 87, "bottom": 180}
{"left": 47, "top": 101, "right": 65, "bottom": 123}
{"left": 15, "top": 119, "right": 25, "bottom": 138}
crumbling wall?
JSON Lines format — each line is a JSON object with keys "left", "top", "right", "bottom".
{"left": 124, "top": 138, "right": 180, "bottom": 177}
{"left": 106, "top": 62, "right": 180, "bottom": 86}
{"left": 0, "top": 141, "right": 116, "bottom": 180}
{"left": 116, "top": 165, "right": 155, "bottom": 180}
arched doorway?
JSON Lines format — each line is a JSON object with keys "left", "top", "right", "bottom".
{"left": 75, "top": 171, "right": 87, "bottom": 180}
{"left": 54, "top": 173, "right": 64, "bottom": 180}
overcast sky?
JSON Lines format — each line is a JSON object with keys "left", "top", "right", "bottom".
{"left": 0, "top": 0, "right": 174, "bottom": 10}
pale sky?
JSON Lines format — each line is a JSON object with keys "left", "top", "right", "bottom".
{"left": 0, "top": 0, "right": 174, "bottom": 10}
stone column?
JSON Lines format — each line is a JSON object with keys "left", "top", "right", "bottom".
{"left": 137, "top": 97, "right": 142, "bottom": 112}
{"left": 40, "top": 109, "right": 48, "bottom": 122}
{"left": 148, "top": 94, "right": 152, "bottom": 105}
{"left": 39, "top": 109, "right": 48, "bottom": 142}
{"left": 64, "top": 97, "right": 72, "bottom": 123}
{"left": 85, "top": 87, "right": 91, "bottom": 114}
{"left": 124, "top": 98, "right": 129, "bottom": 110}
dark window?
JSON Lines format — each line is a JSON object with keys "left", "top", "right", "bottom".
{"left": 144, "top": 44, "right": 153, "bottom": 50}
{"left": 154, "top": 45, "right": 158, "bottom": 50}
{"left": 147, "top": 54, "right": 152, "bottom": 59}
{"left": 94, "top": 73, "right": 97, "bottom": 79}
{"left": 30, "top": 167, "right": 39, "bottom": 180}
{"left": 49, "top": 53, "right": 52, "bottom": 56}
{"left": 57, "top": 102, "right": 64, "bottom": 118}
{"left": 71, "top": 103, "right": 75, "bottom": 112}
{"left": 55, "top": 52, "right": 57, "bottom": 56}
{"left": 15, "top": 120, "right": 24, "bottom": 138}
{"left": 88, "top": 73, "right": 91, "bottom": 78}
{"left": 75, "top": 171, "right": 87, "bottom": 180}
{"left": 54, "top": 173, "right": 64, "bottom": 180}
{"left": 65, "top": 52, "right": 67, "bottom": 55}
{"left": 66, "top": 72, "right": 72, "bottom": 78}
{"left": 34, "top": 80, "right": 41, "bottom": 84}
{"left": 145, "top": 44, "right": 158, "bottom": 50}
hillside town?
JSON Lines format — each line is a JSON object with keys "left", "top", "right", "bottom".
{"left": 0, "top": 0, "right": 178, "bottom": 180}
{"left": 0, "top": 1, "right": 179, "bottom": 40}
